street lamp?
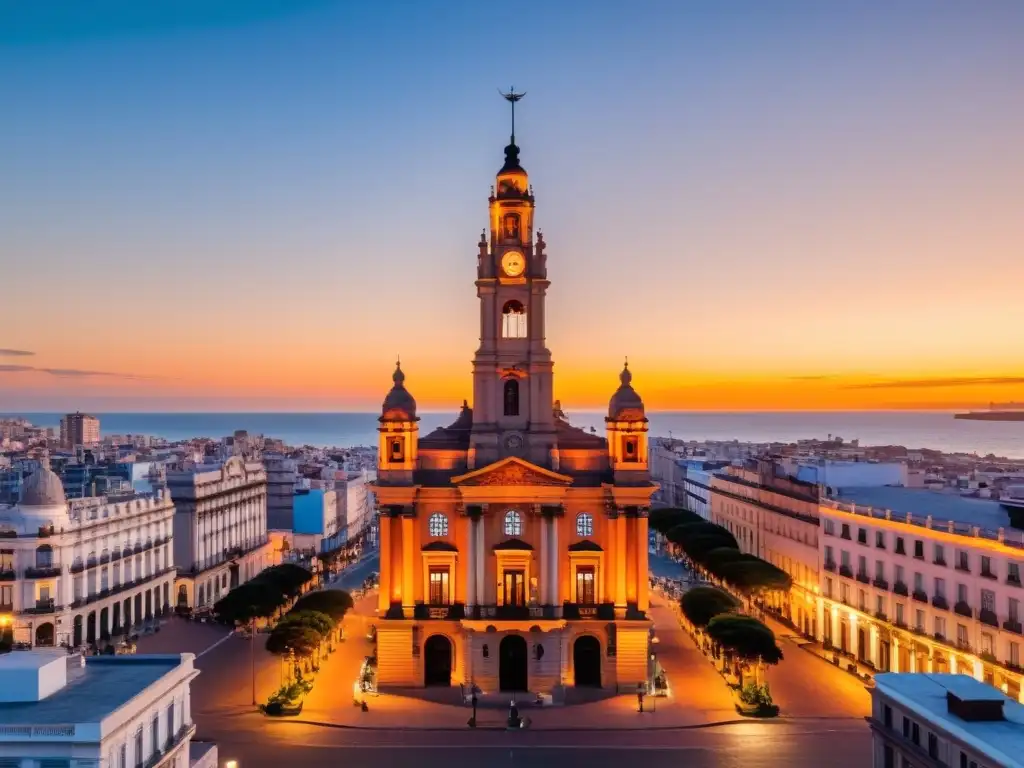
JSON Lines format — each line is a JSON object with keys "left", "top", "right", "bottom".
{"left": 250, "top": 616, "right": 256, "bottom": 706}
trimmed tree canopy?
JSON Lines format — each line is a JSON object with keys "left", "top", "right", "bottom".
{"left": 680, "top": 586, "right": 741, "bottom": 629}
{"left": 265, "top": 624, "right": 322, "bottom": 657}
{"left": 214, "top": 581, "right": 289, "bottom": 624}
{"left": 291, "top": 590, "right": 354, "bottom": 621}
{"left": 649, "top": 507, "right": 704, "bottom": 535}
{"left": 706, "top": 614, "right": 783, "bottom": 665}
{"left": 717, "top": 559, "right": 793, "bottom": 595}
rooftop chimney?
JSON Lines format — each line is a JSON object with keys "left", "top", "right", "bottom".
{"left": 947, "top": 690, "right": 1005, "bottom": 722}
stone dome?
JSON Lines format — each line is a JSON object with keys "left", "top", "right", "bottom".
{"left": 607, "top": 361, "right": 646, "bottom": 420}
{"left": 381, "top": 361, "right": 417, "bottom": 421}
{"left": 19, "top": 465, "right": 67, "bottom": 508}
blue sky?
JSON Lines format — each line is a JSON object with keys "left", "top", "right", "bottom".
{"left": 1, "top": 1, "right": 1022, "bottom": 411}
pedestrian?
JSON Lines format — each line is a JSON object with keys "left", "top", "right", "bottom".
{"left": 637, "top": 681, "right": 646, "bottom": 713}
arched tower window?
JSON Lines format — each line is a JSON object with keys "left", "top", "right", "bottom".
{"left": 428, "top": 513, "right": 448, "bottom": 537}
{"left": 576, "top": 513, "right": 594, "bottom": 537}
{"left": 501, "top": 300, "right": 527, "bottom": 339}
{"left": 503, "top": 379, "right": 520, "bottom": 417}
{"left": 502, "top": 213, "right": 521, "bottom": 240}
{"left": 503, "top": 510, "right": 523, "bottom": 537}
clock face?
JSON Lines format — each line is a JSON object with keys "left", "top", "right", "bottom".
{"left": 501, "top": 251, "right": 525, "bottom": 277}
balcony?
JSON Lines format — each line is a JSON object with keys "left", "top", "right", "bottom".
{"left": 1009, "top": 575, "right": 1023, "bottom": 587}
{"left": 893, "top": 581, "right": 909, "bottom": 597}
{"left": 0, "top": 569, "right": 15, "bottom": 582}
{"left": 145, "top": 723, "right": 197, "bottom": 768}
{"left": 981, "top": 569, "right": 997, "bottom": 581}
{"left": 24, "top": 565, "right": 62, "bottom": 579}
{"left": 412, "top": 603, "right": 466, "bottom": 620}
{"left": 931, "top": 595, "right": 948, "bottom": 611}
{"left": 494, "top": 605, "right": 531, "bottom": 620}
{"left": 823, "top": 561, "right": 836, "bottom": 573}
{"left": 133, "top": 544, "right": 143, "bottom": 555}
{"left": 86, "top": 557, "right": 97, "bottom": 570}
{"left": 873, "top": 578, "right": 889, "bottom": 591}
{"left": 954, "top": 601, "right": 972, "bottom": 618}
{"left": 912, "top": 589, "right": 928, "bottom": 603}
{"left": 839, "top": 565, "right": 853, "bottom": 578}
{"left": 22, "top": 598, "right": 58, "bottom": 614}
{"left": 1004, "top": 620, "right": 1023, "bottom": 635}
{"left": 980, "top": 609, "right": 998, "bottom": 627}
{"left": 895, "top": 543, "right": 906, "bottom": 556}
{"left": 955, "top": 562, "right": 970, "bottom": 574}
{"left": 143, "top": 539, "right": 154, "bottom": 552}
{"left": 874, "top": 610, "right": 888, "bottom": 621}
{"left": 934, "top": 558, "right": 947, "bottom": 567}
{"left": 111, "top": 550, "right": 122, "bottom": 562}
{"left": 122, "top": 547, "right": 132, "bottom": 558}
{"left": 856, "top": 572, "right": 870, "bottom": 585}
{"left": 956, "top": 638, "right": 972, "bottom": 653}
{"left": 99, "top": 553, "right": 110, "bottom": 565}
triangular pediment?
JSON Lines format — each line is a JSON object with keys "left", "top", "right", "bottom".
{"left": 451, "top": 457, "right": 573, "bottom": 487}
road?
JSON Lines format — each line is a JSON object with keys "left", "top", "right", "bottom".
{"left": 648, "top": 553, "right": 871, "bottom": 719}
{"left": 164, "top": 551, "right": 870, "bottom": 767}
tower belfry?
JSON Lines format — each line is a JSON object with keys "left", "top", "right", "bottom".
{"left": 469, "top": 90, "right": 554, "bottom": 465}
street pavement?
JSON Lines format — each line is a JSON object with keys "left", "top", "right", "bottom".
{"left": 164, "top": 550, "right": 872, "bottom": 767}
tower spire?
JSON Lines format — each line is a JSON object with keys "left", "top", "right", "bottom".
{"left": 499, "top": 87, "right": 526, "bottom": 145}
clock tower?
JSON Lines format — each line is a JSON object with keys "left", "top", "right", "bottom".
{"left": 470, "top": 90, "right": 554, "bottom": 467}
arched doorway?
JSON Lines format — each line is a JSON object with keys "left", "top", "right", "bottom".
{"left": 573, "top": 635, "right": 602, "bottom": 687}
{"left": 99, "top": 607, "right": 110, "bottom": 641}
{"left": 35, "top": 622, "right": 55, "bottom": 647}
{"left": 86, "top": 612, "right": 97, "bottom": 645}
{"left": 72, "top": 615, "right": 83, "bottom": 647}
{"left": 423, "top": 635, "right": 453, "bottom": 687}
{"left": 499, "top": 635, "right": 528, "bottom": 692}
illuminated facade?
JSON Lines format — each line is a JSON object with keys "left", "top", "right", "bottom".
{"left": 819, "top": 500, "right": 1024, "bottom": 703}
{"left": 710, "top": 464, "right": 821, "bottom": 638}
{"left": 372, "top": 116, "right": 656, "bottom": 694}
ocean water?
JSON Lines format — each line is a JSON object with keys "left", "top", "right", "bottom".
{"left": 8, "top": 411, "right": 1024, "bottom": 458}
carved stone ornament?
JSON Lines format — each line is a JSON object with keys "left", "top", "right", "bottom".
{"left": 464, "top": 463, "right": 559, "bottom": 487}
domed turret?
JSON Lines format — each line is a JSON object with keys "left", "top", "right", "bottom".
{"left": 608, "top": 361, "right": 645, "bottom": 420}
{"left": 19, "top": 460, "right": 66, "bottom": 508}
{"left": 381, "top": 360, "right": 417, "bottom": 422}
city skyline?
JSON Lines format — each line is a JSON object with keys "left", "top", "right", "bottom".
{"left": 2, "top": 1, "right": 1023, "bottom": 412}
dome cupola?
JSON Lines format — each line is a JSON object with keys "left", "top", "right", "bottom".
{"left": 381, "top": 360, "right": 417, "bottom": 422}
{"left": 607, "top": 361, "right": 646, "bottom": 420}
{"left": 19, "top": 457, "right": 66, "bottom": 508}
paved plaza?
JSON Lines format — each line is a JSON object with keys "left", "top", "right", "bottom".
{"left": 158, "top": 551, "right": 874, "bottom": 766}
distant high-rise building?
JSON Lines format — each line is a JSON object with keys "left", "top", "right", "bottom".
{"left": 60, "top": 412, "right": 100, "bottom": 449}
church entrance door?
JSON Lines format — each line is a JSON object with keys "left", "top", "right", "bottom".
{"left": 423, "top": 635, "right": 452, "bottom": 687}
{"left": 573, "top": 635, "right": 602, "bottom": 687}
{"left": 499, "top": 635, "right": 528, "bottom": 692}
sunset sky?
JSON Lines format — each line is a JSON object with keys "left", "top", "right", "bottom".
{"left": 1, "top": 1, "right": 1023, "bottom": 413}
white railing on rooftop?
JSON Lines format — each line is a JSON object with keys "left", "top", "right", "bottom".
{"left": 821, "top": 498, "right": 1024, "bottom": 550}
{"left": 0, "top": 724, "right": 76, "bottom": 739}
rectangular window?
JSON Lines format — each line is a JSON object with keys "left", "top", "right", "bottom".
{"left": 928, "top": 733, "right": 938, "bottom": 759}
{"left": 134, "top": 728, "right": 143, "bottom": 768}
{"left": 1010, "top": 598, "right": 1020, "bottom": 623}
{"left": 883, "top": 704, "right": 892, "bottom": 728}
{"left": 502, "top": 569, "right": 525, "bottom": 607}
{"left": 875, "top": 561, "right": 885, "bottom": 580}
{"left": 934, "top": 544, "right": 945, "bottom": 565}
{"left": 876, "top": 531, "right": 886, "bottom": 549}
{"left": 1011, "top": 642, "right": 1020, "bottom": 666}
{"left": 824, "top": 520, "right": 835, "bottom": 535}
{"left": 981, "top": 589, "right": 995, "bottom": 612}
{"left": 167, "top": 702, "right": 175, "bottom": 746}
{"left": 1010, "top": 563, "right": 1022, "bottom": 584}
{"left": 912, "top": 721, "right": 920, "bottom": 745}
{"left": 428, "top": 568, "right": 450, "bottom": 606}
{"left": 390, "top": 439, "right": 403, "bottom": 461}
{"left": 934, "top": 577, "right": 945, "bottom": 598}
{"left": 957, "top": 551, "right": 970, "bottom": 571}
{"left": 981, "top": 556, "right": 994, "bottom": 577}
{"left": 576, "top": 566, "right": 596, "bottom": 605}
{"left": 934, "top": 616, "right": 946, "bottom": 638}
{"left": 896, "top": 603, "right": 905, "bottom": 624}
{"left": 914, "top": 540, "right": 924, "bottom": 559}
{"left": 957, "top": 583, "right": 968, "bottom": 603}
{"left": 902, "top": 716, "right": 910, "bottom": 738}
{"left": 151, "top": 717, "right": 159, "bottom": 757}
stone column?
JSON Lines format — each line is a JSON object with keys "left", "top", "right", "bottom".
{"left": 636, "top": 514, "right": 649, "bottom": 612}
{"left": 377, "top": 514, "right": 392, "bottom": 614}
{"left": 476, "top": 511, "right": 486, "bottom": 605}
{"left": 401, "top": 513, "right": 414, "bottom": 610}
{"left": 465, "top": 514, "right": 477, "bottom": 608}
{"left": 891, "top": 636, "right": 899, "bottom": 673}
{"left": 615, "top": 514, "right": 627, "bottom": 609}
{"left": 539, "top": 508, "right": 550, "bottom": 605}
{"left": 549, "top": 514, "right": 559, "bottom": 606}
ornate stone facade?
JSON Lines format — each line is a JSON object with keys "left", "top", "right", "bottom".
{"left": 372, "top": 109, "right": 657, "bottom": 696}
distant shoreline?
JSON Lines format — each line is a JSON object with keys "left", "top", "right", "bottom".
{"left": 954, "top": 412, "right": 1024, "bottom": 422}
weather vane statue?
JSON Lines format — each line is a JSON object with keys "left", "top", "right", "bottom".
{"left": 499, "top": 86, "right": 526, "bottom": 144}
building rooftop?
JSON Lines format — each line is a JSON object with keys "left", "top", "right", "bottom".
{"left": 875, "top": 674, "right": 1024, "bottom": 768}
{"left": 835, "top": 486, "right": 1014, "bottom": 531}
{"left": 0, "top": 654, "right": 183, "bottom": 726}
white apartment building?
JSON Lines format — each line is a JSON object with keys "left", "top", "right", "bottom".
{"left": 0, "top": 651, "right": 217, "bottom": 768}
{"left": 819, "top": 490, "right": 1024, "bottom": 703}
{"left": 166, "top": 456, "right": 273, "bottom": 611}
{"left": 0, "top": 464, "right": 176, "bottom": 649}
{"left": 263, "top": 452, "right": 297, "bottom": 530}
{"left": 870, "top": 673, "right": 1023, "bottom": 768}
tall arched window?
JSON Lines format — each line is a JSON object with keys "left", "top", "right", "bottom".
{"left": 504, "top": 379, "right": 520, "bottom": 417}
{"left": 428, "top": 513, "right": 448, "bottom": 537}
{"left": 504, "top": 510, "right": 522, "bottom": 537}
{"left": 576, "top": 513, "right": 594, "bottom": 537}
{"left": 501, "top": 300, "right": 527, "bottom": 338}
{"left": 35, "top": 544, "right": 53, "bottom": 568}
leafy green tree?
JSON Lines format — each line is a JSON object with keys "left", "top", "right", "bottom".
{"left": 717, "top": 559, "right": 792, "bottom": 596}
{"left": 706, "top": 614, "right": 783, "bottom": 665}
{"left": 291, "top": 590, "right": 353, "bottom": 622}
{"left": 214, "top": 581, "right": 288, "bottom": 624}
{"left": 265, "top": 624, "right": 321, "bottom": 658}
{"left": 277, "top": 610, "right": 335, "bottom": 637}
{"left": 701, "top": 547, "right": 750, "bottom": 577}
{"left": 253, "top": 563, "right": 313, "bottom": 597}
{"left": 649, "top": 507, "right": 703, "bottom": 535}
{"left": 680, "top": 586, "right": 741, "bottom": 629}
